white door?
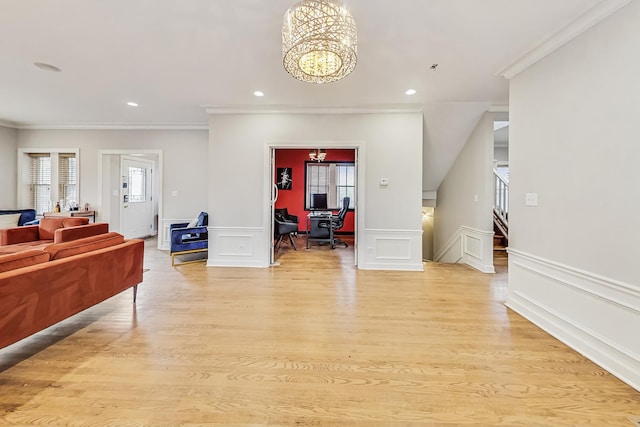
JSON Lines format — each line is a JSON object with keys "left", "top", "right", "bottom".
{"left": 121, "top": 157, "right": 154, "bottom": 239}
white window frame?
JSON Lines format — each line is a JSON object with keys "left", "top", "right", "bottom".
{"left": 304, "top": 161, "right": 355, "bottom": 210}
{"left": 17, "top": 148, "right": 80, "bottom": 214}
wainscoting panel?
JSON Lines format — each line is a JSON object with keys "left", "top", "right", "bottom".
{"left": 207, "top": 227, "right": 268, "bottom": 268}
{"left": 159, "top": 218, "right": 191, "bottom": 251}
{"left": 507, "top": 248, "right": 640, "bottom": 391}
{"left": 434, "top": 233, "right": 462, "bottom": 264}
{"left": 461, "top": 226, "right": 494, "bottom": 273}
{"left": 359, "top": 229, "right": 423, "bottom": 271}
{"left": 435, "top": 226, "right": 494, "bottom": 273}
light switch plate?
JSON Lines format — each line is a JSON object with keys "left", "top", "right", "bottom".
{"left": 525, "top": 193, "right": 538, "bottom": 206}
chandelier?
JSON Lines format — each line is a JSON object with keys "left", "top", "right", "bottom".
{"left": 282, "top": 0, "right": 357, "bottom": 84}
{"left": 309, "top": 148, "right": 327, "bottom": 161}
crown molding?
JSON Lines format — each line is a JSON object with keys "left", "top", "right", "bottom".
{"left": 204, "top": 104, "right": 425, "bottom": 115}
{"left": 0, "top": 120, "right": 19, "bottom": 129}
{"left": 13, "top": 123, "right": 208, "bottom": 130}
{"left": 496, "top": 0, "right": 633, "bottom": 79}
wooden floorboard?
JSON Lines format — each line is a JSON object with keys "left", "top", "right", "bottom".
{"left": 0, "top": 236, "right": 638, "bottom": 426}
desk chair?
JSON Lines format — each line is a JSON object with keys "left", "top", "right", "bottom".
{"left": 275, "top": 213, "right": 298, "bottom": 250}
{"left": 319, "top": 196, "right": 350, "bottom": 248}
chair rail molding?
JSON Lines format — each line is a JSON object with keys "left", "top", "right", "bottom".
{"left": 435, "top": 226, "right": 495, "bottom": 273}
{"left": 507, "top": 248, "right": 640, "bottom": 392}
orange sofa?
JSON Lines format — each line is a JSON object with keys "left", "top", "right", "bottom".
{"left": 0, "top": 230, "right": 144, "bottom": 350}
{"left": 0, "top": 216, "right": 101, "bottom": 249}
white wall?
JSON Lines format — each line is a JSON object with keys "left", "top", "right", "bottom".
{"left": 101, "top": 154, "right": 122, "bottom": 231}
{"left": 0, "top": 126, "right": 18, "bottom": 207}
{"left": 16, "top": 128, "right": 208, "bottom": 224}
{"left": 434, "top": 112, "right": 501, "bottom": 273}
{"left": 494, "top": 146, "right": 509, "bottom": 163}
{"left": 507, "top": 1, "right": 640, "bottom": 390}
{"left": 208, "top": 113, "right": 424, "bottom": 270}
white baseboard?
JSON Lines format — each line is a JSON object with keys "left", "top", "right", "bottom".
{"left": 507, "top": 248, "right": 640, "bottom": 392}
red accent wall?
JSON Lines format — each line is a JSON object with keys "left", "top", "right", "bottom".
{"left": 274, "top": 149, "right": 355, "bottom": 232}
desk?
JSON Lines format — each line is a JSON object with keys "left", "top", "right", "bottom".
{"left": 44, "top": 210, "right": 96, "bottom": 223}
{"left": 306, "top": 214, "right": 337, "bottom": 249}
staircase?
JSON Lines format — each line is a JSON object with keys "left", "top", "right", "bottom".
{"left": 493, "top": 170, "right": 509, "bottom": 251}
{"left": 493, "top": 212, "right": 508, "bottom": 250}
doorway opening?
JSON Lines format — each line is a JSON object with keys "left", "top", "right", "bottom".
{"left": 98, "top": 150, "right": 162, "bottom": 243}
{"left": 270, "top": 147, "right": 358, "bottom": 266}
{"left": 493, "top": 120, "right": 509, "bottom": 271}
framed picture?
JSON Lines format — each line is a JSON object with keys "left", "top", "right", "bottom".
{"left": 277, "top": 167, "right": 292, "bottom": 190}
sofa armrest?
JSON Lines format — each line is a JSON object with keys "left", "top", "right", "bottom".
{"left": 54, "top": 223, "right": 110, "bottom": 243}
{"left": 0, "top": 225, "right": 40, "bottom": 246}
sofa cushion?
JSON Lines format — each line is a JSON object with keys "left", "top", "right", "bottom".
{"left": 38, "top": 217, "right": 90, "bottom": 240}
{"left": 0, "top": 214, "right": 21, "bottom": 230}
{"left": 44, "top": 232, "right": 124, "bottom": 260}
{"left": 0, "top": 249, "right": 50, "bottom": 273}
{"left": 0, "top": 241, "right": 53, "bottom": 252}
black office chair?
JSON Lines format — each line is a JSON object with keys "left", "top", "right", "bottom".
{"left": 275, "top": 212, "right": 299, "bottom": 250}
{"left": 319, "top": 196, "right": 350, "bottom": 248}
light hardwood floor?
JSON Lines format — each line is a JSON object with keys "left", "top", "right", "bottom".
{"left": 1, "top": 236, "right": 638, "bottom": 426}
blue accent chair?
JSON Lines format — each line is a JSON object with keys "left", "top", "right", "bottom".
{"left": 0, "top": 209, "right": 37, "bottom": 226}
{"left": 170, "top": 212, "right": 208, "bottom": 266}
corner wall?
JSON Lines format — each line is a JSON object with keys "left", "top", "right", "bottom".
{"left": 207, "top": 113, "right": 424, "bottom": 270}
{"left": 0, "top": 126, "right": 18, "bottom": 208}
{"left": 507, "top": 1, "right": 640, "bottom": 390}
{"left": 433, "top": 112, "right": 500, "bottom": 273}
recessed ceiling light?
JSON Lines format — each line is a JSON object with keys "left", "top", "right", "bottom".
{"left": 127, "top": 102, "right": 139, "bottom": 107}
{"left": 254, "top": 91, "right": 264, "bottom": 97}
{"left": 34, "top": 62, "right": 61, "bottom": 72}
{"left": 405, "top": 89, "right": 417, "bottom": 96}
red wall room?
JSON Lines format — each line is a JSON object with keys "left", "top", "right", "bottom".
{"left": 274, "top": 148, "right": 355, "bottom": 233}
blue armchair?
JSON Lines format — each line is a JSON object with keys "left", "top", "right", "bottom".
{"left": 170, "top": 212, "right": 208, "bottom": 266}
{"left": 0, "top": 209, "right": 36, "bottom": 226}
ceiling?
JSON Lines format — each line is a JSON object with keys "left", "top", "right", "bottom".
{"left": 0, "top": 0, "right": 605, "bottom": 190}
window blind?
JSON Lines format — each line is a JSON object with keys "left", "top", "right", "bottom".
{"left": 58, "top": 153, "right": 77, "bottom": 208}
{"left": 28, "top": 154, "right": 51, "bottom": 214}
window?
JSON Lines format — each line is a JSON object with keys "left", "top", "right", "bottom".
{"left": 59, "top": 153, "right": 77, "bottom": 208}
{"left": 28, "top": 154, "right": 52, "bottom": 215}
{"left": 21, "top": 150, "right": 79, "bottom": 214}
{"left": 128, "top": 166, "right": 146, "bottom": 203}
{"left": 305, "top": 162, "right": 355, "bottom": 210}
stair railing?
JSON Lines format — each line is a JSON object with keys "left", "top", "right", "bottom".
{"left": 494, "top": 170, "right": 509, "bottom": 233}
